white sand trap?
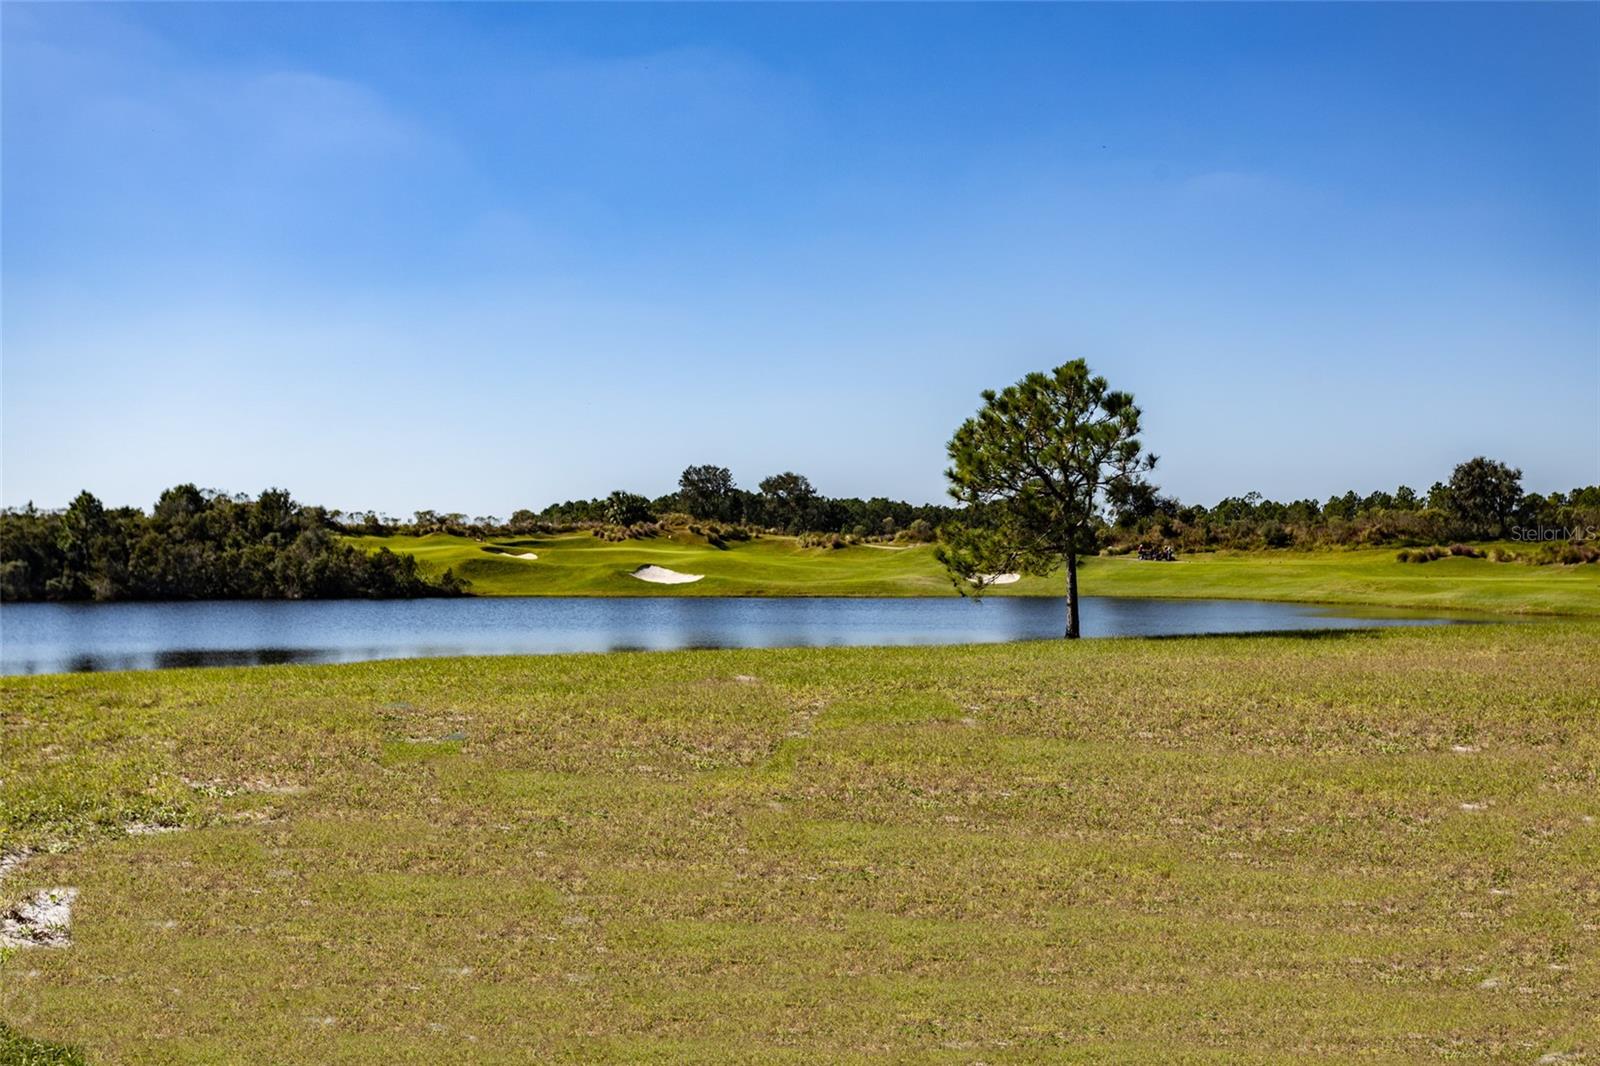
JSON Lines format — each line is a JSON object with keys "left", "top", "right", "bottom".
{"left": 630, "top": 565, "right": 704, "bottom": 585}
{"left": 510, "top": 552, "right": 538, "bottom": 560}
{"left": 976, "top": 573, "right": 1021, "bottom": 585}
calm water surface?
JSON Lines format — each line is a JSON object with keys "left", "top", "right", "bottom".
{"left": 0, "top": 596, "right": 1470, "bottom": 675}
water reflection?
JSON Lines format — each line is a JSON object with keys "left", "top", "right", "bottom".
{"left": 0, "top": 596, "right": 1474, "bottom": 676}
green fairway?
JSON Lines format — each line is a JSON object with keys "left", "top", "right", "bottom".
{"left": 2, "top": 622, "right": 1596, "bottom": 1063}
{"left": 347, "top": 531, "right": 1600, "bottom": 616}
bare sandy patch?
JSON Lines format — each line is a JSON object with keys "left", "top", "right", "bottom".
{"left": 630, "top": 565, "right": 703, "bottom": 585}
{"left": 976, "top": 573, "right": 1021, "bottom": 585}
{"left": 1, "top": 887, "right": 78, "bottom": 949}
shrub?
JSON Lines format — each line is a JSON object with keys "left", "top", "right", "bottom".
{"left": 592, "top": 523, "right": 659, "bottom": 542}
{"left": 1546, "top": 542, "right": 1600, "bottom": 565}
{"left": 602, "top": 491, "right": 656, "bottom": 527}
{"left": 1261, "top": 522, "right": 1293, "bottom": 548}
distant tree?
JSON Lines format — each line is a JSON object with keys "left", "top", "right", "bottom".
{"left": 678, "top": 464, "right": 738, "bottom": 521}
{"left": 1361, "top": 490, "right": 1395, "bottom": 513}
{"left": 603, "top": 490, "right": 655, "bottom": 527}
{"left": 1107, "top": 478, "right": 1161, "bottom": 527}
{"left": 1447, "top": 457, "right": 1523, "bottom": 538}
{"left": 758, "top": 472, "right": 819, "bottom": 532}
{"left": 938, "top": 360, "right": 1156, "bottom": 639}
{"left": 52, "top": 490, "right": 109, "bottom": 599}
{"left": 154, "top": 483, "right": 207, "bottom": 524}
{"left": 254, "top": 488, "right": 297, "bottom": 539}
{"left": 1323, "top": 490, "right": 1360, "bottom": 521}
{"left": 649, "top": 492, "right": 685, "bottom": 516}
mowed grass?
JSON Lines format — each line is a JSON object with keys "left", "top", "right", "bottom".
{"left": 347, "top": 530, "right": 957, "bottom": 598}
{"left": 3, "top": 622, "right": 1597, "bottom": 1063}
{"left": 348, "top": 531, "right": 1600, "bottom": 616}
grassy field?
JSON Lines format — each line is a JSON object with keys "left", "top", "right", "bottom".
{"left": 347, "top": 531, "right": 1600, "bottom": 616}
{"left": 3, "top": 622, "right": 1597, "bottom": 1063}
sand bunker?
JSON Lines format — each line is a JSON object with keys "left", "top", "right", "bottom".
{"left": 509, "top": 552, "right": 538, "bottom": 560}
{"left": 630, "top": 565, "right": 704, "bottom": 585}
{"left": 1, "top": 887, "right": 77, "bottom": 949}
{"left": 976, "top": 573, "right": 1021, "bottom": 585}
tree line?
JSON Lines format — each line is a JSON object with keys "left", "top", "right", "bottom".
{"left": 1106, "top": 456, "right": 1599, "bottom": 552}
{"left": 4, "top": 447, "right": 1592, "bottom": 606}
{"left": 357, "top": 469, "right": 956, "bottom": 543}
{"left": 1, "top": 485, "right": 469, "bottom": 603}
{"left": 349, "top": 457, "right": 1597, "bottom": 555}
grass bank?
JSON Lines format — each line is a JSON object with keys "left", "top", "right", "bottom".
{"left": 347, "top": 532, "right": 1600, "bottom": 616}
{"left": 3, "top": 622, "right": 1596, "bottom": 1062}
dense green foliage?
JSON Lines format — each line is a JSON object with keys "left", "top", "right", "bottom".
{"left": 3, "top": 623, "right": 1595, "bottom": 1061}
{"left": 378, "top": 467, "right": 959, "bottom": 541}
{"left": 1445, "top": 456, "right": 1526, "bottom": 538}
{"left": 0, "top": 486, "right": 467, "bottom": 603}
{"left": 0, "top": 1022, "right": 87, "bottom": 1066}
{"left": 939, "top": 360, "right": 1156, "bottom": 637}
{"left": 676, "top": 463, "right": 740, "bottom": 522}
{"left": 1110, "top": 463, "right": 1599, "bottom": 553}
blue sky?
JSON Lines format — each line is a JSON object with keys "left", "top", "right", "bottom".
{"left": 3, "top": 3, "right": 1596, "bottom": 516}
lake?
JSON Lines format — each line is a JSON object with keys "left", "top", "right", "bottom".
{"left": 0, "top": 596, "right": 1473, "bottom": 675}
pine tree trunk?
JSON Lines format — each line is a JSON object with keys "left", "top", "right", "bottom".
{"left": 1065, "top": 550, "right": 1081, "bottom": 639}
